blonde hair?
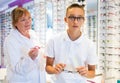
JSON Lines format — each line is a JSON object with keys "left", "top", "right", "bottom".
{"left": 11, "top": 7, "right": 31, "bottom": 29}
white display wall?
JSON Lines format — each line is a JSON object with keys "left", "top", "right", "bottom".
{"left": 33, "top": 0, "right": 78, "bottom": 45}
{"left": 99, "top": 0, "right": 120, "bottom": 82}
{"left": 0, "top": 6, "right": 17, "bottom": 68}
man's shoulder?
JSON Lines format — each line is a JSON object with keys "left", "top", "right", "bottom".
{"left": 81, "top": 34, "right": 95, "bottom": 45}
{"left": 51, "top": 31, "right": 65, "bottom": 40}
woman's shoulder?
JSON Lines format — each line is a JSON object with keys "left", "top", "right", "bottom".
{"left": 4, "top": 29, "right": 15, "bottom": 41}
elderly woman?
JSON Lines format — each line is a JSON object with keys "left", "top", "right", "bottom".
{"left": 4, "top": 7, "right": 46, "bottom": 83}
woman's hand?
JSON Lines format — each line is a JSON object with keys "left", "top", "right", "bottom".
{"left": 28, "top": 46, "right": 40, "bottom": 60}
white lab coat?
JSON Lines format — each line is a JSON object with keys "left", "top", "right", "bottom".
{"left": 4, "top": 29, "right": 46, "bottom": 83}
{"left": 46, "top": 31, "right": 98, "bottom": 83}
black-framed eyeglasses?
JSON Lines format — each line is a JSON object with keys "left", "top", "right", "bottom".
{"left": 68, "top": 16, "right": 84, "bottom": 22}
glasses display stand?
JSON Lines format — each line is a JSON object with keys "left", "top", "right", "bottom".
{"left": 0, "top": 6, "right": 17, "bottom": 67}
{"left": 99, "top": 0, "right": 120, "bottom": 83}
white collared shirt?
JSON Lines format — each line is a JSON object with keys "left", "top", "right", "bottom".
{"left": 46, "top": 31, "right": 97, "bottom": 83}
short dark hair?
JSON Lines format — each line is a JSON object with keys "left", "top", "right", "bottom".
{"left": 66, "top": 3, "right": 85, "bottom": 16}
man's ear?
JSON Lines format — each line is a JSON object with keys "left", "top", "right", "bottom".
{"left": 64, "top": 17, "right": 67, "bottom": 23}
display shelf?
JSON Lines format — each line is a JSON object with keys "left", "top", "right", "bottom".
{"left": 99, "top": 0, "right": 120, "bottom": 82}
{"left": 0, "top": 6, "right": 17, "bottom": 67}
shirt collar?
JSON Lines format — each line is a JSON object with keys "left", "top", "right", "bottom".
{"left": 13, "top": 29, "right": 32, "bottom": 40}
{"left": 63, "top": 31, "right": 84, "bottom": 44}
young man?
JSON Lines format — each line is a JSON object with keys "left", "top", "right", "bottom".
{"left": 45, "top": 3, "right": 98, "bottom": 83}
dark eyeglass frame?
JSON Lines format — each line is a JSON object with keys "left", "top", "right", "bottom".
{"left": 68, "top": 16, "right": 84, "bottom": 22}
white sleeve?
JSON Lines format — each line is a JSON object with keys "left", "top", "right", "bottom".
{"left": 45, "top": 38, "right": 55, "bottom": 58}
{"left": 3, "top": 38, "right": 36, "bottom": 75}
{"left": 86, "top": 42, "right": 98, "bottom": 65}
